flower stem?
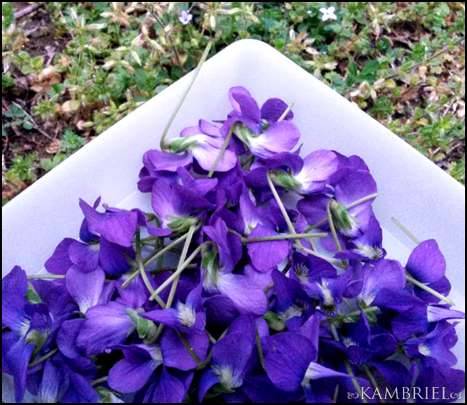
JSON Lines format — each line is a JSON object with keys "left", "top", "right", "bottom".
{"left": 363, "top": 365, "right": 384, "bottom": 403}
{"left": 346, "top": 192, "right": 378, "bottom": 210}
{"left": 277, "top": 102, "right": 295, "bottom": 122}
{"left": 176, "top": 330, "right": 202, "bottom": 366}
{"left": 405, "top": 273, "right": 454, "bottom": 305}
{"left": 267, "top": 171, "right": 341, "bottom": 267}
{"left": 27, "top": 274, "right": 64, "bottom": 280}
{"left": 391, "top": 216, "right": 420, "bottom": 245}
{"left": 208, "top": 126, "right": 234, "bottom": 177}
{"left": 391, "top": 217, "right": 455, "bottom": 305}
{"left": 149, "top": 243, "right": 204, "bottom": 301}
{"left": 29, "top": 348, "right": 58, "bottom": 368}
{"left": 244, "top": 232, "right": 328, "bottom": 243}
{"left": 165, "top": 225, "right": 197, "bottom": 308}
{"left": 160, "top": 40, "right": 213, "bottom": 150}
{"left": 300, "top": 246, "right": 345, "bottom": 267}
{"left": 331, "top": 324, "right": 367, "bottom": 404}
{"left": 312, "top": 193, "right": 378, "bottom": 228}
{"left": 344, "top": 361, "right": 367, "bottom": 404}
{"left": 327, "top": 199, "right": 343, "bottom": 252}
{"left": 267, "top": 171, "right": 297, "bottom": 234}
{"left": 152, "top": 225, "right": 198, "bottom": 340}
{"left": 135, "top": 231, "right": 166, "bottom": 308}
{"left": 122, "top": 232, "right": 189, "bottom": 288}
{"left": 344, "top": 306, "right": 379, "bottom": 320}
{"left": 91, "top": 376, "right": 108, "bottom": 386}
{"left": 256, "top": 329, "right": 266, "bottom": 371}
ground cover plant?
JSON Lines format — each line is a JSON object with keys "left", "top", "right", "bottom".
{"left": 1, "top": 2, "right": 465, "bottom": 204}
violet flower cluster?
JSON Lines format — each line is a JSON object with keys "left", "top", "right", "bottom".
{"left": 2, "top": 87, "right": 465, "bottom": 403}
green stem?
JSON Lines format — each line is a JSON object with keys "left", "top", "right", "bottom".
{"left": 208, "top": 126, "right": 234, "bottom": 177}
{"left": 300, "top": 245, "right": 345, "bottom": 267}
{"left": 331, "top": 325, "right": 367, "bottom": 404}
{"left": 346, "top": 192, "right": 378, "bottom": 210}
{"left": 149, "top": 244, "right": 204, "bottom": 301}
{"left": 267, "top": 171, "right": 341, "bottom": 267}
{"left": 332, "top": 385, "right": 340, "bottom": 403}
{"left": 363, "top": 365, "right": 384, "bottom": 403}
{"left": 152, "top": 225, "right": 197, "bottom": 339}
{"left": 312, "top": 193, "right": 379, "bottom": 228}
{"left": 27, "top": 274, "right": 64, "bottom": 280}
{"left": 345, "top": 361, "right": 367, "bottom": 404}
{"left": 327, "top": 199, "right": 343, "bottom": 252}
{"left": 176, "top": 330, "right": 203, "bottom": 366}
{"left": 29, "top": 348, "right": 58, "bottom": 368}
{"left": 391, "top": 217, "right": 455, "bottom": 305}
{"left": 344, "top": 306, "right": 379, "bottom": 320}
{"left": 256, "top": 329, "right": 266, "bottom": 371}
{"left": 391, "top": 216, "right": 420, "bottom": 245}
{"left": 135, "top": 232, "right": 166, "bottom": 308}
{"left": 91, "top": 376, "right": 109, "bottom": 386}
{"left": 160, "top": 40, "right": 213, "bottom": 150}
{"left": 122, "top": 232, "right": 189, "bottom": 288}
{"left": 165, "top": 225, "right": 197, "bottom": 308}
{"left": 266, "top": 171, "right": 296, "bottom": 234}
{"left": 406, "top": 273, "right": 454, "bottom": 305}
{"left": 244, "top": 232, "right": 328, "bottom": 243}
{"left": 277, "top": 102, "right": 295, "bottom": 122}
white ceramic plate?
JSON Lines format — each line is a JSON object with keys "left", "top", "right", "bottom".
{"left": 2, "top": 39, "right": 465, "bottom": 374}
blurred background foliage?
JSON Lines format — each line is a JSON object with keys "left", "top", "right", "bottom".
{"left": 2, "top": 2, "right": 465, "bottom": 203}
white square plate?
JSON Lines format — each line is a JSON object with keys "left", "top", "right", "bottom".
{"left": 2, "top": 39, "right": 465, "bottom": 372}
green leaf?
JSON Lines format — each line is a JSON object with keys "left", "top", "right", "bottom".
{"left": 359, "top": 60, "right": 380, "bottom": 83}
{"left": 2, "top": 2, "right": 14, "bottom": 29}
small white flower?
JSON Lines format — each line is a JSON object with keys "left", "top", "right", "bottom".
{"left": 319, "top": 6, "right": 337, "bottom": 22}
{"left": 178, "top": 10, "right": 193, "bottom": 25}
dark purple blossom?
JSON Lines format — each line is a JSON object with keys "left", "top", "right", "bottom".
{"left": 2, "top": 85, "right": 464, "bottom": 404}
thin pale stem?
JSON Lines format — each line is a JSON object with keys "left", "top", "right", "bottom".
{"left": 345, "top": 361, "right": 367, "bottom": 404}
{"left": 135, "top": 232, "right": 159, "bottom": 300}
{"left": 165, "top": 225, "right": 196, "bottom": 308}
{"left": 277, "top": 102, "right": 295, "bottom": 122}
{"left": 344, "top": 306, "right": 379, "bottom": 320}
{"left": 331, "top": 324, "right": 368, "bottom": 404}
{"left": 267, "top": 171, "right": 341, "bottom": 268}
{"left": 122, "top": 232, "right": 189, "bottom": 288}
{"left": 266, "top": 171, "right": 296, "bottom": 234}
{"left": 406, "top": 273, "right": 454, "bottom": 305}
{"left": 312, "top": 193, "right": 379, "bottom": 228}
{"left": 346, "top": 192, "right": 378, "bottom": 210}
{"left": 244, "top": 232, "right": 328, "bottom": 243}
{"left": 391, "top": 216, "right": 420, "bottom": 245}
{"left": 208, "top": 126, "right": 234, "bottom": 177}
{"left": 333, "top": 385, "right": 340, "bottom": 403}
{"left": 256, "top": 329, "right": 266, "bottom": 371}
{"left": 300, "top": 246, "right": 345, "bottom": 267}
{"left": 28, "top": 274, "right": 64, "bottom": 280}
{"left": 391, "top": 217, "right": 454, "bottom": 305}
{"left": 363, "top": 365, "right": 384, "bottom": 403}
{"left": 327, "top": 200, "right": 343, "bottom": 252}
{"left": 29, "top": 348, "right": 58, "bottom": 368}
{"left": 160, "top": 40, "right": 213, "bottom": 150}
{"left": 176, "top": 330, "right": 202, "bottom": 366}
{"left": 152, "top": 225, "right": 198, "bottom": 340}
{"left": 91, "top": 376, "right": 109, "bottom": 386}
{"left": 150, "top": 244, "right": 204, "bottom": 300}
{"left": 207, "top": 332, "right": 217, "bottom": 344}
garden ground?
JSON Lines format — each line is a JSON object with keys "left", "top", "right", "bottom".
{"left": 2, "top": 2, "right": 465, "bottom": 204}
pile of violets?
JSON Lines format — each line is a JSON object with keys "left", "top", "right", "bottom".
{"left": 2, "top": 87, "right": 465, "bottom": 403}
